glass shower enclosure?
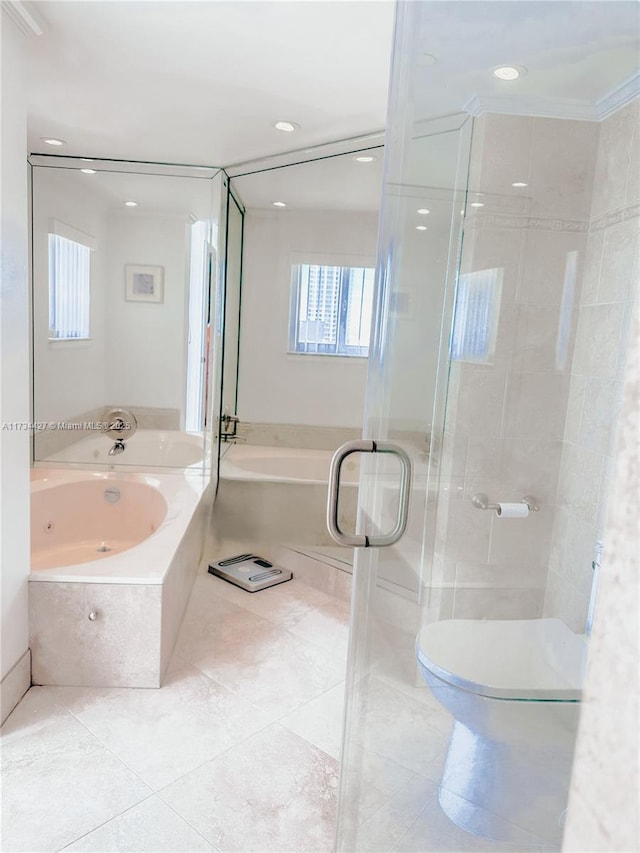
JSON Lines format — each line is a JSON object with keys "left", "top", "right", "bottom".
{"left": 335, "top": 2, "right": 639, "bottom": 850}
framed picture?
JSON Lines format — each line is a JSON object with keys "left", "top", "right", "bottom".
{"left": 125, "top": 265, "right": 164, "bottom": 303}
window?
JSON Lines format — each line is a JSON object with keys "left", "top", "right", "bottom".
{"left": 450, "top": 267, "right": 503, "bottom": 363}
{"left": 48, "top": 226, "right": 93, "bottom": 340}
{"left": 289, "top": 263, "right": 375, "bottom": 357}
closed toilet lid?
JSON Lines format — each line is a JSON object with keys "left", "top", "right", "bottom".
{"left": 416, "top": 618, "right": 586, "bottom": 701}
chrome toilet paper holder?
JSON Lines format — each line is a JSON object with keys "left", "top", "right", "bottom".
{"left": 472, "top": 493, "right": 539, "bottom": 513}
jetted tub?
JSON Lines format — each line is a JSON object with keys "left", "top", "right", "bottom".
{"left": 29, "top": 468, "right": 212, "bottom": 687}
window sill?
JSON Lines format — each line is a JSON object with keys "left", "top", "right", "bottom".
{"left": 286, "top": 351, "right": 368, "bottom": 361}
{"left": 48, "top": 337, "right": 92, "bottom": 344}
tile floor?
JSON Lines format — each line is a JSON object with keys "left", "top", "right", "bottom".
{"left": 2, "top": 544, "right": 558, "bottom": 853}
{"left": 2, "top": 546, "right": 350, "bottom": 853}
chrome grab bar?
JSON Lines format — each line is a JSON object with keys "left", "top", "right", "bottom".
{"left": 326, "top": 439, "right": 412, "bottom": 548}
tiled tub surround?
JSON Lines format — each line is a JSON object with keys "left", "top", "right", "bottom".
{"left": 214, "top": 444, "right": 359, "bottom": 546}
{"left": 428, "top": 106, "right": 637, "bottom": 627}
{"left": 29, "top": 468, "right": 212, "bottom": 687}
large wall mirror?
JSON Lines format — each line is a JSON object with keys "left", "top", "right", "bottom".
{"left": 30, "top": 156, "right": 222, "bottom": 471}
{"left": 227, "top": 139, "right": 385, "bottom": 446}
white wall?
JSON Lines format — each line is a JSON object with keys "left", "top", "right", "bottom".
{"left": 237, "top": 208, "right": 377, "bottom": 428}
{"left": 106, "top": 213, "right": 190, "bottom": 415}
{"left": 31, "top": 168, "right": 109, "bottom": 422}
{"left": 0, "top": 14, "right": 30, "bottom": 692}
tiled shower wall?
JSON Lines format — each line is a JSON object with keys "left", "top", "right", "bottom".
{"left": 433, "top": 112, "right": 601, "bottom": 621}
{"left": 545, "top": 98, "right": 639, "bottom": 631}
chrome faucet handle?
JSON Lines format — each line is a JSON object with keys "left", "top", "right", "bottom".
{"left": 102, "top": 408, "right": 137, "bottom": 441}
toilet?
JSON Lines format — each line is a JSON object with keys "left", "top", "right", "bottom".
{"left": 416, "top": 617, "right": 588, "bottom": 846}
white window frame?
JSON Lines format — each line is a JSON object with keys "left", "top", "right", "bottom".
{"left": 48, "top": 219, "right": 95, "bottom": 342}
{"left": 288, "top": 258, "right": 375, "bottom": 358}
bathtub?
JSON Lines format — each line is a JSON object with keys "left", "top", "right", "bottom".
{"left": 29, "top": 468, "right": 212, "bottom": 688}
{"left": 215, "top": 444, "right": 358, "bottom": 547}
{"left": 40, "top": 428, "right": 209, "bottom": 471}
{"left": 220, "top": 444, "right": 360, "bottom": 485}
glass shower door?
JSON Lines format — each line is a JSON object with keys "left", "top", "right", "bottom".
{"left": 334, "top": 110, "right": 475, "bottom": 851}
{"left": 333, "top": 1, "right": 638, "bottom": 849}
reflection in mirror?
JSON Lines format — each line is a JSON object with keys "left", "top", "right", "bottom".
{"left": 212, "top": 145, "right": 383, "bottom": 556}
{"left": 30, "top": 158, "right": 221, "bottom": 470}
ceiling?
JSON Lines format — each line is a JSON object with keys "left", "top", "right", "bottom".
{"left": 23, "top": 0, "right": 395, "bottom": 166}
{"left": 18, "top": 0, "right": 640, "bottom": 212}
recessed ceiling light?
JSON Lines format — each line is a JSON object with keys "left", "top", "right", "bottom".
{"left": 273, "top": 121, "right": 299, "bottom": 133}
{"left": 492, "top": 65, "right": 527, "bottom": 81}
{"left": 124, "top": 201, "right": 138, "bottom": 207}
{"left": 470, "top": 201, "right": 485, "bottom": 208}
{"left": 416, "top": 225, "right": 428, "bottom": 231}
{"left": 417, "top": 208, "right": 430, "bottom": 215}
{"left": 80, "top": 169, "right": 96, "bottom": 174}
{"left": 81, "top": 158, "right": 94, "bottom": 162}
{"left": 512, "top": 181, "right": 528, "bottom": 188}
{"left": 272, "top": 201, "right": 287, "bottom": 207}
{"left": 354, "top": 155, "right": 375, "bottom": 163}
{"left": 41, "top": 137, "right": 66, "bottom": 146}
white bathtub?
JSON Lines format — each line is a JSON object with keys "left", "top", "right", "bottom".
{"left": 41, "top": 428, "right": 209, "bottom": 471}
{"left": 29, "top": 468, "right": 212, "bottom": 688}
{"left": 220, "top": 444, "right": 360, "bottom": 485}
{"left": 216, "top": 444, "right": 358, "bottom": 546}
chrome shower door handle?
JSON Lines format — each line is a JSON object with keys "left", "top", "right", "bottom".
{"left": 326, "top": 439, "right": 412, "bottom": 548}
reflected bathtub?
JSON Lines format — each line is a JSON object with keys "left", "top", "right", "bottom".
{"left": 215, "top": 444, "right": 358, "bottom": 545}
{"left": 40, "top": 428, "right": 208, "bottom": 471}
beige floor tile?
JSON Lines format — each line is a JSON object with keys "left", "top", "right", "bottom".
{"left": 65, "top": 795, "right": 217, "bottom": 851}
{"left": 1, "top": 715, "right": 152, "bottom": 852}
{"left": 279, "top": 682, "right": 346, "bottom": 758}
{"left": 159, "top": 723, "right": 338, "bottom": 852}
{"left": 75, "top": 657, "right": 275, "bottom": 790}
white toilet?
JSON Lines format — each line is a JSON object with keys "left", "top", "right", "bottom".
{"left": 416, "top": 617, "right": 588, "bottom": 846}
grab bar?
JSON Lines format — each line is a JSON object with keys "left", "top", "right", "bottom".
{"left": 326, "top": 439, "right": 412, "bottom": 548}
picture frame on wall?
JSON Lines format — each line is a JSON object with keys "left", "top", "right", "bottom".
{"left": 125, "top": 264, "right": 164, "bottom": 303}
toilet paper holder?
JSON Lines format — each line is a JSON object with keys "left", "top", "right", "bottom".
{"left": 472, "top": 493, "right": 539, "bottom": 513}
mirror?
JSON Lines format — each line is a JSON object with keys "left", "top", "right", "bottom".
{"left": 30, "top": 157, "right": 221, "bottom": 470}
{"left": 228, "top": 144, "right": 384, "bottom": 444}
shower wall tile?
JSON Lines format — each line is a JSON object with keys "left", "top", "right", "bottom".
{"left": 563, "top": 374, "right": 587, "bottom": 444}
{"left": 502, "top": 372, "right": 569, "bottom": 439}
{"left": 579, "top": 378, "right": 625, "bottom": 455}
{"left": 517, "top": 229, "right": 589, "bottom": 307}
{"left": 452, "top": 587, "right": 544, "bottom": 620}
{"left": 572, "top": 302, "right": 629, "bottom": 379}
{"left": 590, "top": 99, "right": 639, "bottom": 219}
{"left": 439, "top": 498, "right": 491, "bottom": 566}
{"left": 556, "top": 444, "right": 605, "bottom": 527}
{"left": 498, "top": 438, "right": 563, "bottom": 502}
{"left": 511, "top": 303, "right": 566, "bottom": 373}
{"left": 455, "top": 559, "right": 546, "bottom": 591}
{"left": 488, "top": 508, "right": 552, "bottom": 575}
{"left": 528, "top": 117, "right": 599, "bottom": 220}
{"left": 467, "top": 114, "right": 535, "bottom": 198}
{"left": 544, "top": 99, "right": 639, "bottom": 629}
{"left": 599, "top": 216, "right": 640, "bottom": 303}
{"left": 579, "top": 227, "right": 605, "bottom": 306}
{"left": 453, "top": 366, "right": 507, "bottom": 439}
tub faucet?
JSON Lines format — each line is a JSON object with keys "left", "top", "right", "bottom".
{"left": 109, "top": 439, "right": 126, "bottom": 456}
